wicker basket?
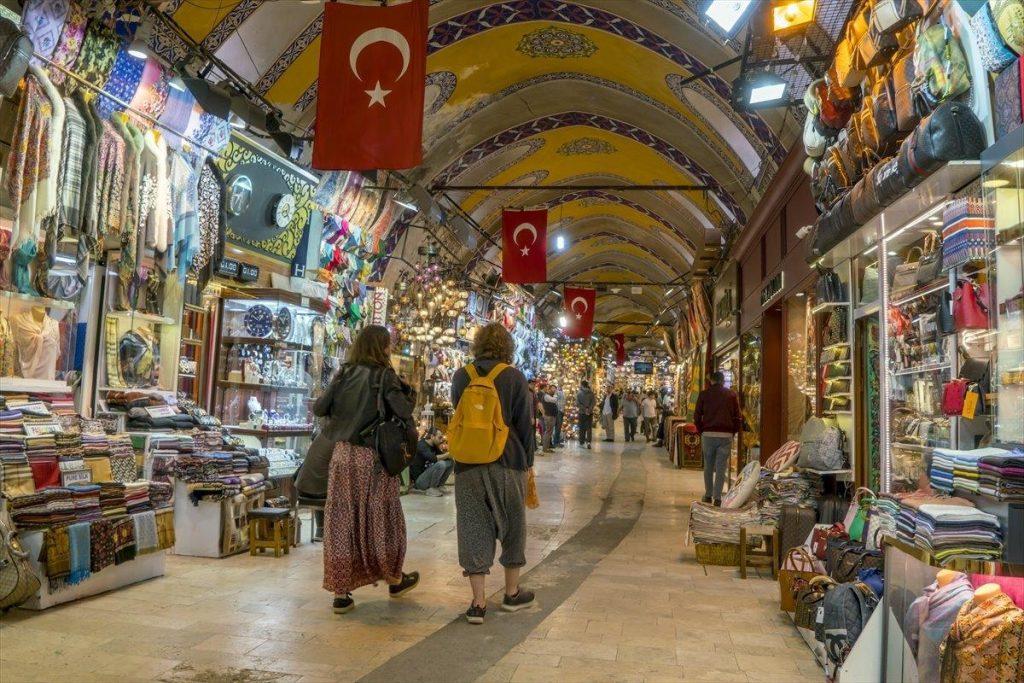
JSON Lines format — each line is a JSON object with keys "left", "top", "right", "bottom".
{"left": 694, "top": 542, "right": 742, "bottom": 566}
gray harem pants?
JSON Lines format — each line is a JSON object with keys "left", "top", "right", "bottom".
{"left": 455, "top": 462, "right": 527, "bottom": 575}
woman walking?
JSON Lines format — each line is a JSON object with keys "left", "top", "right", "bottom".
{"left": 299, "top": 325, "right": 419, "bottom": 614}
{"left": 451, "top": 323, "right": 536, "bottom": 624}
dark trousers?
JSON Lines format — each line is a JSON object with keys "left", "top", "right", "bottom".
{"left": 624, "top": 417, "right": 638, "bottom": 441}
{"left": 553, "top": 411, "right": 564, "bottom": 445}
{"left": 578, "top": 414, "right": 593, "bottom": 445}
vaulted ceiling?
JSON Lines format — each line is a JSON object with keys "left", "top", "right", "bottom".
{"left": 156, "top": 0, "right": 801, "bottom": 337}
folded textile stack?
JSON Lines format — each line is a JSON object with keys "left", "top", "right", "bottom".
{"left": 55, "top": 432, "right": 84, "bottom": 464}
{"left": 232, "top": 454, "right": 250, "bottom": 474}
{"left": 43, "top": 393, "right": 76, "bottom": 416}
{"left": 125, "top": 481, "right": 152, "bottom": 513}
{"left": 689, "top": 501, "right": 763, "bottom": 544}
{"left": 9, "top": 488, "right": 76, "bottom": 528}
{"left": 0, "top": 435, "right": 33, "bottom": 496}
{"left": 148, "top": 481, "right": 173, "bottom": 508}
{"left": 186, "top": 481, "right": 241, "bottom": 504}
{"left": 914, "top": 504, "right": 1003, "bottom": 563}
{"left": 978, "top": 453, "right": 1024, "bottom": 502}
{"left": 25, "top": 434, "right": 59, "bottom": 490}
{"left": 68, "top": 484, "right": 102, "bottom": 521}
{"left": 870, "top": 495, "right": 901, "bottom": 543}
{"left": 192, "top": 430, "right": 225, "bottom": 454}
{"left": 931, "top": 448, "right": 1010, "bottom": 495}
{"left": 81, "top": 431, "right": 110, "bottom": 457}
{"left": 239, "top": 473, "right": 267, "bottom": 496}
{"left": 104, "top": 391, "right": 168, "bottom": 410}
{"left": 126, "top": 407, "right": 197, "bottom": 432}
{"left": 0, "top": 409, "right": 25, "bottom": 434}
{"left": 99, "top": 482, "right": 127, "bottom": 517}
{"left": 755, "top": 471, "right": 818, "bottom": 523}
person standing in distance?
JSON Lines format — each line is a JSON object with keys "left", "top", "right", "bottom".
{"left": 694, "top": 370, "right": 742, "bottom": 506}
{"left": 576, "top": 380, "right": 596, "bottom": 449}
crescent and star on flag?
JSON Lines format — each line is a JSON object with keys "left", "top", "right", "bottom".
{"left": 512, "top": 222, "right": 539, "bottom": 256}
{"left": 570, "top": 296, "right": 589, "bottom": 320}
{"left": 349, "top": 27, "right": 411, "bottom": 108}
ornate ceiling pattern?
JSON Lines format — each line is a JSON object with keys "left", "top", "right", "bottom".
{"left": 155, "top": 0, "right": 799, "bottom": 335}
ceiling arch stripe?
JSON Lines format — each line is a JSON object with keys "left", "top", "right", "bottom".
{"left": 253, "top": 14, "right": 323, "bottom": 95}
{"left": 200, "top": 0, "right": 260, "bottom": 51}
{"left": 434, "top": 112, "right": 745, "bottom": 224}
{"left": 550, "top": 230, "right": 687, "bottom": 272}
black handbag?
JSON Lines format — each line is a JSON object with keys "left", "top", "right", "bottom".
{"left": 871, "top": 156, "right": 911, "bottom": 207}
{"left": 893, "top": 52, "right": 920, "bottom": 133}
{"left": 816, "top": 268, "right": 847, "bottom": 303}
{"left": 812, "top": 194, "right": 857, "bottom": 260}
{"left": 850, "top": 176, "right": 883, "bottom": 225}
{"left": 871, "top": 75, "right": 900, "bottom": 153}
{"left": 938, "top": 289, "right": 955, "bottom": 334}
{"left": 898, "top": 101, "right": 987, "bottom": 181}
{"left": 360, "top": 370, "right": 416, "bottom": 476}
{"left": 916, "top": 232, "right": 943, "bottom": 284}
{"left": 0, "top": 17, "right": 32, "bottom": 99}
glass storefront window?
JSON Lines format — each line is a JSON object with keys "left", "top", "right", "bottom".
{"left": 786, "top": 293, "right": 815, "bottom": 440}
{"left": 740, "top": 328, "right": 762, "bottom": 464}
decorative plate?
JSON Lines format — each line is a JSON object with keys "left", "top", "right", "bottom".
{"left": 273, "top": 306, "right": 293, "bottom": 341}
{"left": 243, "top": 304, "right": 273, "bottom": 338}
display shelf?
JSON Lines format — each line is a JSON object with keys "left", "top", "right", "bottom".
{"left": 816, "top": 160, "right": 983, "bottom": 268}
{"left": 224, "top": 426, "right": 313, "bottom": 437}
{"left": 105, "top": 310, "right": 176, "bottom": 326}
{"left": 890, "top": 281, "right": 951, "bottom": 308}
{"left": 881, "top": 535, "right": 1001, "bottom": 574}
{"left": 216, "top": 380, "right": 312, "bottom": 393}
{"left": 221, "top": 336, "right": 312, "bottom": 351}
{"left": 893, "top": 362, "right": 952, "bottom": 377}
{"left": 811, "top": 301, "right": 851, "bottom": 315}
{"left": 0, "top": 289, "right": 77, "bottom": 311}
{"left": 0, "top": 377, "right": 71, "bottom": 393}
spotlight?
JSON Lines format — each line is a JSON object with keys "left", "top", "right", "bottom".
{"left": 182, "top": 77, "right": 232, "bottom": 119}
{"left": 732, "top": 71, "right": 788, "bottom": 110}
{"left": 127, "top": 40, "right": 149, "bottom": 60}
{"left": 703, "top": 0, "right": 754, "bottom": 33}
{"left": 559, "top": 315, "right": 567, "bottom": 328}
{"left": 555, "top": 234, "right": 566, "bottom": 251}
{"left": 772, "top": 0, "right": 816, "bottom": 34}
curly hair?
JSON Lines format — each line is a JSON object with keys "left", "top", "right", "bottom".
{"left": 472, "top": 322, "right": 515, "bottom": 363}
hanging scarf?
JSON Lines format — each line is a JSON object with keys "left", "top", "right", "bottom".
{"left": 155, "top": 509, "right": 175, "bottom": 550}
{"left": 940, "top": 592, "right": 1024, "bottom": 683}
{"left": 67, "top": 521, "right": 91, "bottom": 585}
{"left": 132, "top": 510, "right": 158, "bottom": 555}
{"left": 44, "top": 525, "right": 71, "bottom": 591}
{"left": 111, "top": 516, "right": 136, "bottom": 564}
{"left": 89, "top": 517, "right": 115, "bottom": 573}
{"left": 906, "top": 575, "right": 974, "bottom": 683}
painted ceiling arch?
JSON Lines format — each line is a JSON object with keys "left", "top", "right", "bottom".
{"left": 548, "top": 245, "right": 680, "bottom": 285}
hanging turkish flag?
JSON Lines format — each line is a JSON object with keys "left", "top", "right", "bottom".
{"left": 501, "top": 209, "right": 548, "bottom": 284}
{"left": 613, "top": 334, "right": 626, "bottom": 366}
{"left": 312, "top": 0, "right": 428, "bottom": 171}
{"left": 563, "top": 287, "right": 596, "bottom": 339}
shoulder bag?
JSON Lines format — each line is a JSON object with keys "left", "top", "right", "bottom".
{"left": 891, "top": 246, "right": 923, "bottom": 296}
{"left": 871, "top": 73, "right": 900, "bottom": 152}
{"left": 893, "top": 51, "right": 921, "bottom": 132}
{"left": 913, "top": 17, "right": 971, "bottom": 109}
{"left": 0, "top": 17, "right": 32, "bottom": 99}
{"left": 897, "top": 101, "right": 986, "bottom": 183}
{"left": 872, "top": 156, "right": 911, "bottom": 206}
{"left": 795, "top": 576, "right": 835, "bottom": 630}
{"left": 780, "top": 548, "right": 823, "bottom": 612}
{"left": 0, "top": 518, "right": 40, "bottom": 611}
{"left": 953, "top": 279, "right": 991, "bottom": 330}
{"left": 942, "top": 378, "right": 970, "bottom": 415}
{"left": 850, "top": 175, "right": 883, "bottom": 225}
{"left": 972, "top": 2, "right": 1018, "bottom": 72}
{"left": 360, "top": 369, "right": 416, "bottom": 476}
{"left": 915, "top": 232, "right": 943, "bottom": 284}
{"left": 873, "top": 0, "right": 924, "bottom": 35}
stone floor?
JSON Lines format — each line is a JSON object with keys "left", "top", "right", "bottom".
{"left": 0, "top": 441, "right": 819, "bottom": 683}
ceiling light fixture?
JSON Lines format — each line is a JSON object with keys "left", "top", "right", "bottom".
{"left": 704, "top": 0, "right": 755, "bottom": 33}
{"left": 772, "top": 0, "right": 816, "bottom": 34}
{"left": 127, "top": 40, "right": 149, "bottom": 60}
{"left": 732, "top": 71, "right": 788, "bottom": 110}
{"left": 555, "top": 234, "right": 566, "bottom": 251}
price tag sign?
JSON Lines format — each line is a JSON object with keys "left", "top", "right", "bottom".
{"left": 145, "top": 405, "right": 178, "bottom": 418}
{"left": 62, "top": 469, "right": 92, "bottom": 486}
{"left": 962, "top": 388, "right": 979, "bottom": 420}
{"left": 238, "top": 263, "right": 260, "bottom": 283}
{"left": 217, "top": 258, "right": 241, "bottom": 278}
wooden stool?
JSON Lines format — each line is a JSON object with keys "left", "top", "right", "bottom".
{"left": 248, "top": 508, "right": 293, "bottom": 558}
{"left": 739, "top": 524, "right": 779, "bottom": 579}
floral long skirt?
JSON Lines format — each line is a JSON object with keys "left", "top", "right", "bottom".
{"left": 322, "top": 441, "right": 406, "bottom": 595}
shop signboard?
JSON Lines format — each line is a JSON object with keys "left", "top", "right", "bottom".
{"left": 760, "top": 271, "right": 784, "bottom": 307}
{"left": 370, "top": 287, "right": 389, "bottom": 326}
{"left": 634, "top": 361, "right": 654, "bottom": 375}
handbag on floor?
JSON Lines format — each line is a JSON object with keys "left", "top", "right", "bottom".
{"left": 779, "top": 548, "right": 823, "bottom": 612}
{"left": 0, "top": 518, "right": 40, "bottom": 611}
{"left": 794, "top": 576, "right": 835, "bottom": 630}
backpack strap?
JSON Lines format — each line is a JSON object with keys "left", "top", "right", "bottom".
{"left": 484, "top": 362, "right": 509, "bottom": 381}
{"left": 466, "top": 364, "right": 480, "bottom": 380}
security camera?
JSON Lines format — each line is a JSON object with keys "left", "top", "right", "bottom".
{"left": 795, "top": 224, "right": 813, "bottom": 240}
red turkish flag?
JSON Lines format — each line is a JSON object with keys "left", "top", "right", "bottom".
{"left": 614, "top": 334, "right": 626, "bottom": 366}
{"left": 563, "top": 287, "right": 596, "bottom": 339}
{"left": 501, "top": 209, "right": 547, "bottom": 284}
{"left": 312, "top": 0, "right": 428, "bottom": 171}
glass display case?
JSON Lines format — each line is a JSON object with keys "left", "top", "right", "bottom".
{"left": 94, "top": 257, "right": 182, "bottom": 400}
{"left": 213, "top": 288, "right": 338, "bottom": 447}
{"left": 178, "top": 294, "right": 210, "bottom": 404}
{"left": 0, "top": 289, "right": 78, "bottom": 392}
{"left": 740, "top": 328, "right": 762, "bottom": 465}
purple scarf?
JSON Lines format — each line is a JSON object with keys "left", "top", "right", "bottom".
{"left": 905, "top": 575, "right": 974, "bottom": 682}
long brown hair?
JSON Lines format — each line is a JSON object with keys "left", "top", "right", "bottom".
{"left": 347, "top": 325, "right": 393, "bottom": 368}
{"left": 472, "top": 322, "right": 514, "bottom": 363}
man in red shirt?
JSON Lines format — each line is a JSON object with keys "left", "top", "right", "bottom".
{"left": 693, "top": 371, "right": 742, "bottom": 506}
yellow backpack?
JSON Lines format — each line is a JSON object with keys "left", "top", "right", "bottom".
{"left": 448, "top": 363, "right": 509, "bottom": 464}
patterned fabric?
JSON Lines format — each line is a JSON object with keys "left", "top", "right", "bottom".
{"left": 169, "top": 151, "right": 198, "bottom": 278}
{"left": 995, "top": 59, "right": 1023, "bottom": 140}
{"left": 89, "top": 518, "right": 115, "bottom": 573}
{"left": 111, "top": 515, "right": 136, "bottom": 564}
{"left": 57, "top": 97, "right": 88, "bottom": 237}
{"left": 157, "top": 84, "right": 196, "bottom": 150}
{"left": 906, "top": 576, "right": 975, "bottom": 683}
{"left": 72, "top": 21, "right": 119, "bottom": 89}
{"left": 97, "top": 48, "right": 146, "bottom": 120}
{"left": 46, "top": 1, "right": 86, "bottom": 87}
{"left": 73, "top": 91, "right": 101, "bottom": 246}
{"left": 940, "top": 592, "right": 1024, "bottom": 682}
{"left": 972, "top": 3, "right": 1018, "bottom": 72}
{"left": 128, "top": 59, "right": 170, "bottom": 122}
{"left": 109, "top": 453, "right": 135, "bottom": 482}
{"left": 3, "top": 75, "right": 52, "bottom": 249}
{"left": 192, "top": 160, "right": 224, "bottom": 275}
{"left": 155, "top": 509, "right": 175, "bottom": 550}
{"left": 193, "top": 112, "right": 231, "bottom": 156}
{"left": 21, "top": 0, "right": 70, "bottom": 61}
{"left": 67, "top": 521, "right": 91, "bottom": 585}
{"left": 0, "top": 314, "right": 16, "bottom": 376}
{"left": 44, "top": 524, "right": 71, "bottom": 590}
{"left": 94, "top": 119, "right": 125, "bottom": 249}
{"left": 322, "top": 441, "right": 406, "bottom": 595}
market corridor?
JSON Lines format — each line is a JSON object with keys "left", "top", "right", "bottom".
{"left": 0, "top": 442, "right": 816, "bottom": 683}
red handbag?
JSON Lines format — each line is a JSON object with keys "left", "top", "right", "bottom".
{"left": 819, "top": 80, "right": 855, "bottom": 129}
{"left": 942, "top": 379, "right": 970, "bottom": 416}
{"left": 953, "top": 280, "right": 991, "bottom": 330}
{"left": 811, "top": 523, "right": 847, "bottom": 560}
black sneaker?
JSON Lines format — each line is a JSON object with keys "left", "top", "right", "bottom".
{"left": 466, "top": 603, "right": 486, "bottom": 624}
{"left": 701, "top": 496, "right": 712, "bottom": 503}
{"left": 333, "top": 594, "right": 354, "bottom": 614}
{"left": 388, "top": 571, "right": 420, "bottom": 598}
{"left": 501, "top": 589, "right": 535, "bottom": 612}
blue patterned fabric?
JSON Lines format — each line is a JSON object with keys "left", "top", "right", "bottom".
{"left": 97, "top": 48, "right": 146, "bottom": 120}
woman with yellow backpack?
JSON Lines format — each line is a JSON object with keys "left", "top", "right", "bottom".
{"left": 449, "top": 322, "right": 537, "bottom": 625}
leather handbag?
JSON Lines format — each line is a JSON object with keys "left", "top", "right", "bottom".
{"left": 794, "top": 576, "right": 835, "bottom": 630}
{"left": 893, "top": 52, "right": 921, "bottom": 132}
{"left": 819, "top": 79, "right": 856, "bottom": 130}
{"left": 872, "top": 0, "right": 923, "bottom": 35}
{"left": 915, "top": 232, "right": 943, "bottom": 284}
{"left": 872, "top": 74, "right": 900, "bottom": 152}
{"left": 826, "top": 537, "right": 861, "bottom": 575}
{"left": 891, "top": 246, "right": 923, "bottom": 296}
{"left": 898, "top": 101, "right": 987, "bottom": 182}
{"left": 913, "top": 18, "right": 971, "bottom": 109}
{"left": 360, "top": 371, "right": 417, "bottom": 476}
{"left": 850, "top": 175, "right": 883, "bottom": 225}
{"left": 0, "top": 17, "right": 33, "bottom": 99}
{"left": 805, "top": 113, "right": 828, "bottom": 158}
{"left": 0, "top": 518, "right": 40, "bottom": 611}
{"left": 856, "top": 103, "right": 883, "bottom": 159}
{"left": 812, "top": 194, "right": 857, "bottom": 260}
{"left": 942, "top": 378, "right": 970, "bottom": 415}
{"left": 812, "top": 523, "right": 848, "bottom": 560}
{"left": 953, "top": 279, "right": 991, "bottom": 330}
{"left": 779, "top": 548, "right": 822, "bottom": 612}
{"left": 861, "top": 16, "right": 900, "bottom": 69}
{"left": 816, "top": 267, "right": 847, "bottom": 302}
{"left": 972, "top": 2, "right": 1018, "bottom": 73}
{"left": 780, "top": 504, "right": 819, "bottom": 557}
{"left": 835, "top": 33, "right": 866, "bottom": 88}
{"left": 844, "top": 487, "right": 876, "bottom": 541}
{"left": 871, "top": 156, "right": 911, "bottom": 207}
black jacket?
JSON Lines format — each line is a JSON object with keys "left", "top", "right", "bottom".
{"left": 451, "top": 359, "right": 535, "bottom": 471}
{"left": 295, "top": 363, "right": 414, "bottom": 497}
{"left": 601, "top": 393, "right": 620, "bottom": 419}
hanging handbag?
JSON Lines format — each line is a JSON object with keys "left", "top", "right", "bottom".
{"left": 872, "top": 74, "right": 900, "bottom": 152}
{"left": 805, "top": 113, "right": 828, "bottom": 158}
{"left": 872, "top": 0, "right": 924, "bottom": 35}
{"left": 816, "top": 268, "right": 847, "bottom": 302}
{"left": 871, "top": 155, "right": 912, "bottom": 207}
{"left": 819, "top": 79, "right": 856, "bottom": 130}
{"left": 850, "top": 174, "right": 884, "bottom": 225}
{"left": 894, "top": 52, "right": 921, "bottom": 132}
{"left": 812, "top": 194, "right": 857, "bottom": 259}
{"left": 952, "top": 297, "right": 990, "bottom": 348}
{"left": 938, "top": 289, "right": 955, "bottom": 334}
{"left": 897, "top": 101, "right": 987, "bottom": 183}
{"left": 913, "top": 18, "right": 972, "bottom": 108}
{"left": 359, "top": 370, "right": 416, "bottom": 476}
{"left": 779, "top": 548, "right": 823, "bottom": 612}
{"left": 915, "top": 232, "right": 943, "bottom": 284}
{"left": 0, "top": 518, "right": 40, "bottom": 611}
{"left": 891, "top": 246, "right": 923, "bottom": 296}
{"left": 991, "top": 0, "right": 1024, "bottom": 55}
{"left": 972, "top": 2, "right": 1019, "bottom": 72}
{"left": 0, "top": 17, "right": 33, "bottom": 99}
{"left": 942, "top": 378, "right": 970, "bottom": 415}
{"left": 836, "top": 32, "right": 867, "bottom": 88}
{"left": 942, "top": 197, "right": 995, "bottom": 269}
